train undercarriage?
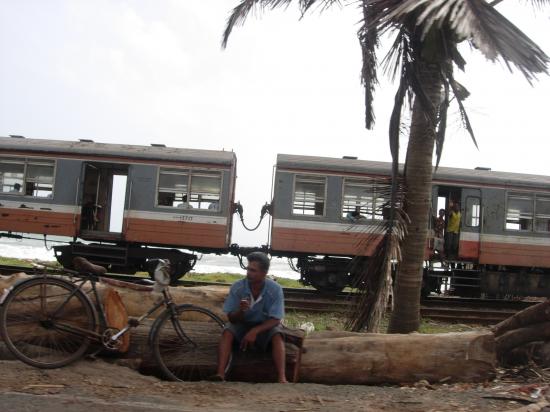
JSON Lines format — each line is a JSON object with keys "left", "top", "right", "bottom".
{"left": 295, "top": 256, "right": 353, "bottom": 293}
{"left": 50, "top": 241, "right": 550, "bottom": 298}
{"left": 422, "top": 263, "right": 550, "bottom": 299}
{"left": 53, "top": 242, "right": 198, "bottom": 284}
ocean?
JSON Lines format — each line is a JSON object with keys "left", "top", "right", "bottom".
{"left": 0, "top": 236, "right": 299, "bottom": 279}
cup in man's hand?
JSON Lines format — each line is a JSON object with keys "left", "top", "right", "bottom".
{"left": 240, "top": 296, "right": 251, "bottom": 311}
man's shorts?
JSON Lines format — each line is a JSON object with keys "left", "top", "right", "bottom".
{"left": 224, "top": 322, "right": 284, "bottom": 351}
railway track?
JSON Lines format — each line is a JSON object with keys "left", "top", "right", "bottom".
{"left": 0, "top": 265, "right": 535, "bottom": 324}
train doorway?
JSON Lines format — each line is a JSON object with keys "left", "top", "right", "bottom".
{"left": 80, "top": 163, "right": 128, "bottom": 238}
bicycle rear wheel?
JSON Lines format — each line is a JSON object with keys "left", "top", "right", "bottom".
{"left": 150, "top": 305, "right": 227, "bottom": 381}
{"left": 0, "top": 277, "right": 96, "bottom": 368}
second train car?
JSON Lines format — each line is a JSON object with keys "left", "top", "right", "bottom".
{"left": 269, "top": 154, "right": 550, "bottom": 296}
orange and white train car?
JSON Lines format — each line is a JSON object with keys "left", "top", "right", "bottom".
{"left": 269, "top": 154, "right": 391, "bottom": 291}
{"left": 0, "top": 135, "right": 237, "bottom": 275}
{"left": 269, "top": 154, "right": 550, "bottom": 295}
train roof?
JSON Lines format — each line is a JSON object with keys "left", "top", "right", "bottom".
{"left": 0, "top": 136, "right": 236, "bottom": 166}
{"left": 276, "top": 154, "right": 550, "bottom": 190}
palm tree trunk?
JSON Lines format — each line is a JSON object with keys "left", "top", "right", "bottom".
{"left": 388, "top": 62, "right": 442, "bottom": 333}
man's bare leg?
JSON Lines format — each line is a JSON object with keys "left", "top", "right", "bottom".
{"left": 214, "top": 330, "right": 234, "bottom": 379}
{"left": 271, "top": 333, "right": 287, "bottom": 383}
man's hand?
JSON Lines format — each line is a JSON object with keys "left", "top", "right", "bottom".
{"left": 239, "top": 298, "right": 251, "bottom": 312}
{"left": 240, "top": 329, "right": 258, "bottom": 351}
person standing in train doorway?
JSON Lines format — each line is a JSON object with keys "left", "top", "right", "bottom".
{"left": 445, "top": 202, "right": 461, "bottom": 260}
{"left": 434, "top": 208, "right": 446, "bottom": 260}
{"left": 211, "top": 251, "right": 287, "bottom": 383}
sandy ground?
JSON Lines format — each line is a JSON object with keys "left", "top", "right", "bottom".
{"left": 0, "top": 359, "right": 549, "bottom": 412}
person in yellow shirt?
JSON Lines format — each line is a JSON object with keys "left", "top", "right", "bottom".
{"left": 445, "top": 202, "right": 461, "bottom": 260}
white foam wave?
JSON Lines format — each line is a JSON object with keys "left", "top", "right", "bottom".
{"left": 0, "top": 239, "right": 300, "bottom": 279}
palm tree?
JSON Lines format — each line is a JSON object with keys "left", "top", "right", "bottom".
{"left": 223, "top": 0, "right": 549, "bottom": 333}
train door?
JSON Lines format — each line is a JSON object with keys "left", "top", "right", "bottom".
{"left": 433, "top": 185, "right": 462, "bottom": 257}
{"left": 79, "top": 162, "right": 128, "bottom": 238}
{"left": 460, "top": 188, "right": 482, "bottom": 260}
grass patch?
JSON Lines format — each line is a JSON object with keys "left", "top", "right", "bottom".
{"left": 418, "top": 318, "right": 476, "bottom": 333}
{"left": 284, "top": 311, "right": 347, "bottom": 332}
{"left": 283, "top": 311, "right": 477, "bottom": 334}
{"left": 187, "top": 272, "right": 309, "bottom": 289}
{"left": 0, "top": 256, "right": 61, "bottom": 267}
{"left": 185, "top": 272, "right": 244, "bottom": 284}
{"left": 0, "top": 256, "right": 39, "bottom": 267}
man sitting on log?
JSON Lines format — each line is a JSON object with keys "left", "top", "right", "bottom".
{"left": 212, "top": 251, "right": 287, "bottom": 383}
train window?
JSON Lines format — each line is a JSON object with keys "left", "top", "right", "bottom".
{"left": 465, "top": 197, "right": 480, "bottom": 227}
{"left": 157, "top": 168, "right": 189, "bottom": 207}
{"left": 25, "top": 161, "right": 55, "bottom": 198}
{"left": 189, "top": 171, "right": 222, "bottom": 210}
{"left": 157, "top": 168, "right": 222, "bottom": 210}
{"left": 535, "top": 195, "right": 550, "bottom": 233}
{"left": 0, "top": 158, "right": 54, "bottom": 197}
{"left": 506, "top": 193, "right": 534, "bottom": 231}
{"left": 293, "top": 175, "right": 326, "bottom": 216}
{"left": 342, "top": 178, "right": 388, "bottom": 220}
{"left": 0, "top": 158, "right": 24, "bottom": 194}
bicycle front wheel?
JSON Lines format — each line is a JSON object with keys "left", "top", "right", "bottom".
{"left": 150, "top": 305, "right": 226, "bottom": 381}
{"left": 0, "top": 277, "right": 96, "bottom": 368}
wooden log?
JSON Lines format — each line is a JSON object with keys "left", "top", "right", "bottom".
{"left": 109, "top": 284, "right": 228, "bottom": 320}
{"left": 125, "top": 324, "right": 304, "bottom": 382}
{"left": 1, "top": 274, "right": 497, "bottom": 384}
{"left": 495, "top": 322, "right": 550, "bottom": 357}
{"left": 0, "top": 272, "right": 29, "bottom": 293}
{"left": 300, "top": 331, "right": 496, "bottom": 384}
{"left": 492, "top": 300, "right": 550, "bottom": 337}
{"left": 0, "top": 273, "right": 229, "bottom": 321}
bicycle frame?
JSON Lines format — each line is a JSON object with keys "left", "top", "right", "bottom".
{"left": 33, "top": 271, "right": 181, "bottom": 349}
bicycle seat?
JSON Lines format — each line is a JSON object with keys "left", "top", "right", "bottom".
{"left": 72, "top": 256, "right": 107, "bottom": 275}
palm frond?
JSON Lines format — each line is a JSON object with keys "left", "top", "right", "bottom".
{"left": 301, "top": 0, "right": 342, "bottom": 15}
{"left": 358, "top": 1, "right": 381, "bottom": 129}
{"left": 378, "top": 0, "right": 549, "bottom": 82}
{"left": 345, "top": 176, "right": 408, "bottom": 332}
{"left": 434, "top": 79, "right": 449, "bottom": 169}
{"left": 449, "top": 76, "right": 478, "bottom": 149}
{"left": 491, "top": 0, "right": 550, "bottom": 9}
{"left": 222, "top": 0, "right": 343, "bottom": 48}
{"left": 222, "top": 0, "right": 264, "bottom": 49}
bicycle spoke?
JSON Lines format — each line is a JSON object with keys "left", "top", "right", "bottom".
{"left": 152, "top": 307, "right": 225, "bottom": 382}
{"left": 1, "top": 278, "right": 95, "bottom": 368}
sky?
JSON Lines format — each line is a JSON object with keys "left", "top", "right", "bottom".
{"left": 1, "top": 0, "right": 549, "bottom": 247}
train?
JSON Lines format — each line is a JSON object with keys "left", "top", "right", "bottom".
{"left": 1, "top": 135, "right": 549, "bottom": 297}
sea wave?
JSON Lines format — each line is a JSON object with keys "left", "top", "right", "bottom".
{"left": 0, "top": 238, "right": 299, "bottom": 279}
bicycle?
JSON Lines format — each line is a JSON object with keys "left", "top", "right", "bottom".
{"left": 0, "top": 258, "right": 229, "bottom": 381}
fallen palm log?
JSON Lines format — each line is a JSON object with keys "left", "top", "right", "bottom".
{"left": 118, "top": 317, "right": 305, "bottom": 382}
{"left": 98, "top": 277, "right": 228, "bottom": 320}
{"left": 0, "top": 273, "right": 228, "bottom": 320}
{"left": 492, "top": 301, "right": 550, "bottom": 338}
{"left": 118, "top": 326, "right": 494, "bottom": 384}
{"left": 492, "top": 300, "right": 550, "bottom": 363}
{"left": 299, "top": 331, "right": 496, "bottom": 384}
{"left": 1, "top": 272, "right": 497, "bottom": 384}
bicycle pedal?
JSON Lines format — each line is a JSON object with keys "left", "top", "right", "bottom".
{"left": 128, "top": 317, "right": 140, "bottom": 327}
